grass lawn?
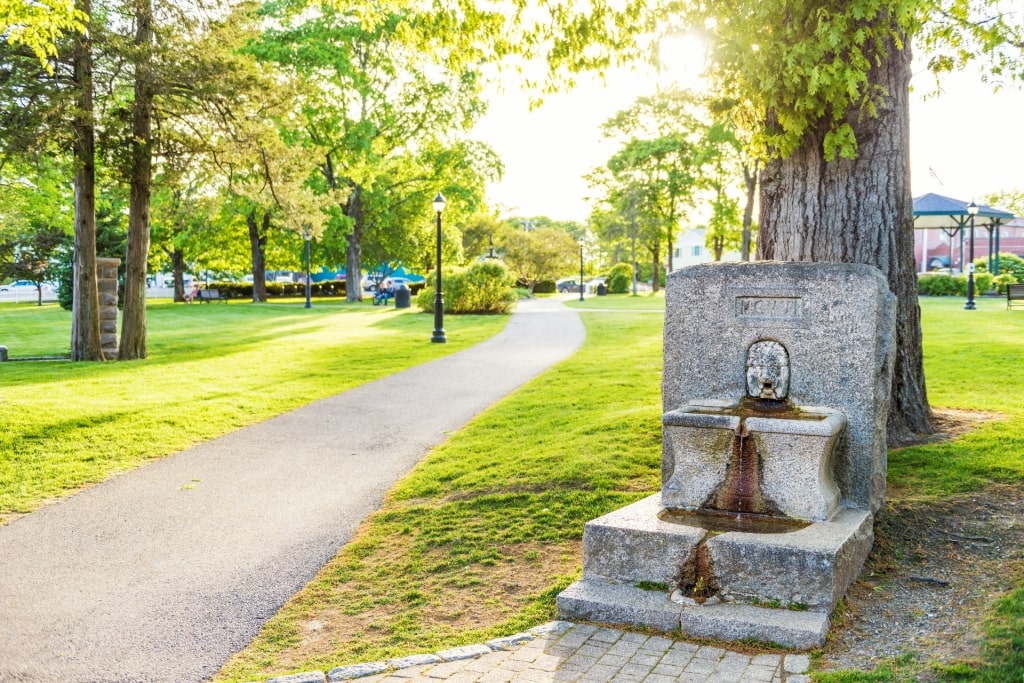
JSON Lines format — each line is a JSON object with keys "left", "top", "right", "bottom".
{"left": 215, "top": 295, "right": 1024, "bottom": 682}
{"left": 0, "top": 299, "right": 508, "bottom": 522}
{"left": 3, "top": 294, "right": 1023, "bottom": 682}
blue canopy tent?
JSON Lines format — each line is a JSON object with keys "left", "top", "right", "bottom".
{"left": 913, "top": 193, "right": 1015, "bottom": 275}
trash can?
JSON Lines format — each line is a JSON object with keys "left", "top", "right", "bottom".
{"left": 394, "top": 283, "right": 411, "bottom": 308}
{"left": 596, "top": 283, "right": 608, "bottom": 296}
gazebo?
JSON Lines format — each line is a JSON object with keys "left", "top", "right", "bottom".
{"left": 913, "top": 193, "right": 1015, "bottom": 275}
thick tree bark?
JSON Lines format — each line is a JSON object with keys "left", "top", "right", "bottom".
{"left": 171, "top": 248, "right": 186, "bottom": 302}
{"left": 119, "top": 0, "right": 154, "bottom": 360}
{"left": 247, "top": 210, "right": 269, "bottom": 302}
{"left": 70, "top": 0, "right": 104, "bottom": 362}
{"left": 757, "top": 37, "right": 930, "bottom": 441}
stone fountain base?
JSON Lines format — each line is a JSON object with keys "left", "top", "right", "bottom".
{"left": 555, "top": 495, "right": 873, "bottom": 649}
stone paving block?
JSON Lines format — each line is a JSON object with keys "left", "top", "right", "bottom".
{"left": 595, "top": 653, "right": 629, "bottom": 668}
{"left": 651, "top": 662, "right": 683, "bottom": 677}
{"left": 640, "top": 636, "right": 674, "bottom": 652}
{"left": 486, "top": 634, "right": 534, "bottom": 650}
{"left": 463, "top": 653, "right": 512, "bottom": 673}
{"left": 438, "top": 673, "right": 480, "bottom": 683}
{"left": 329, "top": 662, "right": 389, "bottom": 681}
{"left": 387, "top": 655, "right": 443, "bottom": 670}
{"left": 640, "top": 674, "right": 677, "bottom": 683}
{"left": 552, "top": 668, "right": 583, "bottom": 682}
{"left": 420, "top": 660, "right": 469, "bottom": 678}
{"left": 784, "top": 654, "right": 810, "bottom": 674}
{"left": 582, "top": 663, "right": 621, "bottom": 680}
{"left": 530, "top": 621, "right": 576, "bottom": 637}
{"left": 575, "top": 644, "right": 610, "bottom": 659}
{"left": 788, "top": 675, "right": 811, "bottom": 683}
{"left": 659, "top": 650, "right": 695, "bottom": 668}
{"left": 476, "top": 669, "right": 514, "bottom": 683}
{"left": 438, "top": 645, "right": 494, "bottom": 662}
{"left": 544, "top": 645, "right": 578, "bottom": 659}
{"left": 751, "top": 654, "right": 782, "bottom": 668}
{"left": 618, "top": 663, "right": 654, "bottom": 678}
{"left": 694, "top": 646, "right": 726, "bottom": 660}
{"left": 591, "top": 628, "right": 624, "bottom": 644}
{"left": 267, "top": 673, "right": 327, "bottom": 683}
{"left": 533, "top": 654, "right": 564, "bottom": 672}
{"left": 607, "top": 641, "right": 641, "bottom": 658}
{"left": 740, "top": 665, "right": 778, "bottom": 682}
{"left": 560, "top": 654, "right": 598, "bottom": 672}
{"left": 509, "top": 647, "right": 543, "bottom": 663}
{"left": 628, "top": 653, "right": 660, "bottom": 667}
{"left": 683, "top": 657, "right": 717, "bottom": 675}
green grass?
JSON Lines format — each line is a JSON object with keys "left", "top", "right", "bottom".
{"left": 3, "top": 294, "right": 1024, "bottom": 682}
{"left": 0, "top": 299, "right": 508, "bottom": 520}
{"left": 563, "top": 290, "right": 666, "bottom": 310}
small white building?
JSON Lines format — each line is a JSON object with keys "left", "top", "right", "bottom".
{"left": 669, "top": 227, "right": 742, "bottom": 272}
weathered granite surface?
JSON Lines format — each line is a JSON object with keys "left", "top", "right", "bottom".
{"left": 663, "top": 262, "right": 896, "bottom": 514}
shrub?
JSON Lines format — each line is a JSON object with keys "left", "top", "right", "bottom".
{"left": 416, "top": 261, "right": 517, "bottom": 314}
{"left": 533, "top": 279, "right": 557, "bottom": 294}
{"left": 994, "top": 273, "right": 1019, "bottom": 295}
{"left": 918, "top": 273, "right": 959, "bottom": 296}
{"left": 995, "top": 253, "right": 1024, "bottom": 282}
{"left": 971, "top": 272, "right": 995, "bottom": 295}
{"left": 608, "top": 263, "right": 633, "bottom": 293}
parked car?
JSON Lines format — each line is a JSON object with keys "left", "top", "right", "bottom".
{"left": 0, "top": 280, "right": 53, "bottom": 293}
{"left": 556, "top": 279, "right": 581, "bottom": 293}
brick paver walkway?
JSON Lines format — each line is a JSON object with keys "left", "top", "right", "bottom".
{"left": 262, "top": 622, "right": 811, "bottom": 683}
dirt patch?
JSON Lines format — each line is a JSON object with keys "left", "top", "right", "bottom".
{"left": 887, "top": 407, "right": 1001, "bottom": 449}
{"left": 268, "top": 540, "right": 581, "bottom": 673}
{"left": 820, "top": 409, "right": 1023, "bottom": 677}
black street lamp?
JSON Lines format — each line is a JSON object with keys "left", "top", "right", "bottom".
{"left": 303, "top": 225, "right": 312, "bottom": 309}
{"left": 965, "top": 201, "right": 978, "bottom": 310}
{"left": 431, "top": 193, "right": 447, "bottom": 343}
{"left": 578, "top": 237, "right": 585, "bottom": 302}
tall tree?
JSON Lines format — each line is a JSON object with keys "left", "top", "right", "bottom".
{"left": 249, "top": 2, "right": 490, "bottom": 300}
{"left": 70, "top": 0, "right": 104, "bottom": 361}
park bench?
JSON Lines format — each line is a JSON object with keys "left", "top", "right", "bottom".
{"left": 196, "top": 288, "right": 227, "bottom": 304}
{"left": 1008, "top": 283, "right": 1024, "bottom": 309}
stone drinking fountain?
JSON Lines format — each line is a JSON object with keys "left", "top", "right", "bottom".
{"left": 557, "top": 262, "right": 896, "bottom": 648}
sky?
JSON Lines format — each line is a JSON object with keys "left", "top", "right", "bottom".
{"left": 472, "top": 50, "right": 1024, "bottom": 222}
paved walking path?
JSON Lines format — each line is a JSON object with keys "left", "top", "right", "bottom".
{"left": 257, "top": 622, "right": 811, "bottom": 683}
{"left": 0, "top": 298, "right": 585, "bottom": 683}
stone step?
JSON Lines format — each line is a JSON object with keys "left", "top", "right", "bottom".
{"left": 557, "top": 578, "right": 830, "bottom": 650}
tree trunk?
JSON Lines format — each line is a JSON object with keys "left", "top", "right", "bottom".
{"left": 70, "top": 0, "right": 104, "bottom": 362}
{"left": 247, "top": 209, "right": 268, "bottom": 302}
{"left": 119, "top": 0, "right": 154, "bottom": 360}
{"left": 757, "top": 36, "right": 930, "bottom": 441}
{"left": 345, "top": 186, "right": 363, "bottom": 302}
{"left": 171, "top": 248, "right": 186, "bottom": 302}
{"left": 740, "top": 162, "right": 757, "bottom": 261}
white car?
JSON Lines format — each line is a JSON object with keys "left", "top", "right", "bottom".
{"left": 0, "top": 280, "right": 52, "bottom": 292}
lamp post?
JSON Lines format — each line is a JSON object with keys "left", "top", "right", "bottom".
{"left": 303, "top": 225, "right": 312, "bottom": 309}
{"left": 578, "top": 237, "right": 585, "bottom": 302}
{"left": 431, "top": 193, "right": 447, "bottom": 343}
{"left": 965, "top": 200, "right": 978, "bottom": 310}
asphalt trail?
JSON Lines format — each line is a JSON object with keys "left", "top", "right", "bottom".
{"left": 0, "top": 297, "right": 584, "bottom": 682}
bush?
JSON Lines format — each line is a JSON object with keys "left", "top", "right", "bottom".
{"left": 918, "top": 273, "right": 959, "bottom": 296}
{"left": 994, "top": 273, "right": 1019, "bottom": 295}
{"left": 416, "top": 260, "right": 517, "bottom": 314}
{"left": 533, "top": 279, "right": 557, "bottom": 294}
{"left": 971, "top": 272, "right": 995, "bottom": 295}
{"left": 995, "top": 253, "right": 1024, "bottom": 282}
{"left": 608, "top": 263, "right": 633, "bottom": 293}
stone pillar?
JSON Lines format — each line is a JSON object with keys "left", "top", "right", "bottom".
{"left": 97, "top": 257, "right": 121, "bottom": 360}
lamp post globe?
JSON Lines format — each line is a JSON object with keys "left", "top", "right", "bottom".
{"left": 303, "top": 226, "right": 312, "bottom": 309}
{"left": 578, "top": 237, "right": 585, "bottom": 302}
{"left": 431, "top": 193, "right": 447, "bottom": 343}
{"left": 965, "top": 201, "right": 978, "bottom": 310}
